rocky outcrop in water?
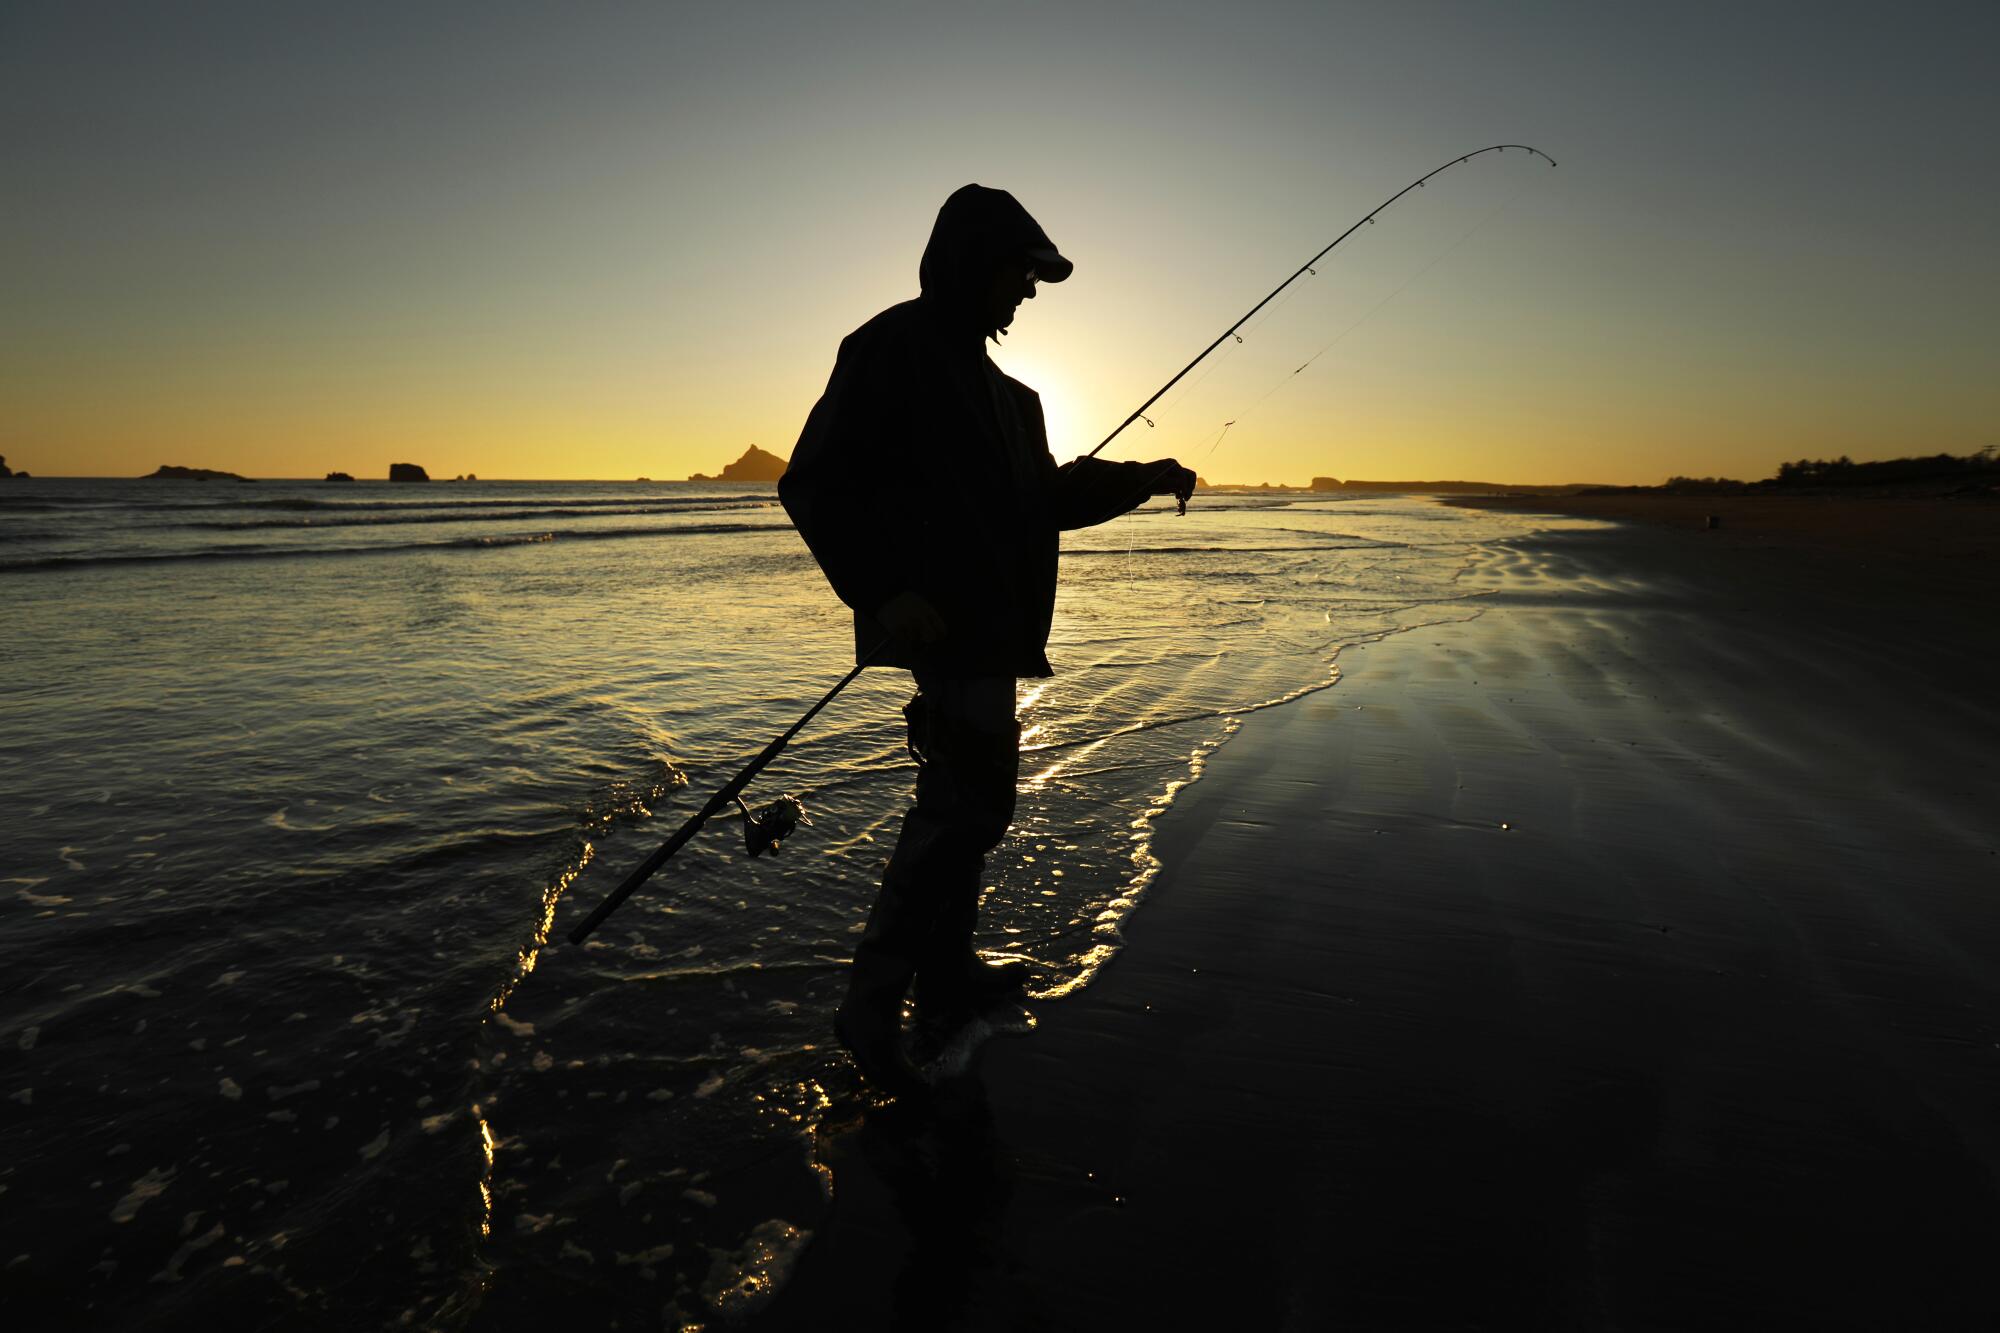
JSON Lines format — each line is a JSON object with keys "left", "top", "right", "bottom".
{"left": 324, "top": 471, "right": 355, "bottom": 482}
{"left": 0, "top": 455, "right": 15, "bottom": 478}
{"left": 689, "top": 444, "right": 787, "bottom": 482}
{"left": 389, "top": 463, "right": 430, "bottom": 482}
{"left": 145, "top": 465, "right": 249, "bottom": 481}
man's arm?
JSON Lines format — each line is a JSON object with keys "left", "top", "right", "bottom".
{"left": 1049, "top": 456, "right": 1196, "bottom": 530}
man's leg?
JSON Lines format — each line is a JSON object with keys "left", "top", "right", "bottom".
{"left": 902, "top": 676, "right": 1023, "bottom": 1017}
{"left": 835, "top": 808, "right": 948, "bottom": 1097}
{"left": 836, "top": 675, "right": 1020, "bottom": 1093}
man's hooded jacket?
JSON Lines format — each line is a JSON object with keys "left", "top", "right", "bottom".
{"left": 780, "top": 185, "right": 1157, "bottom": 678}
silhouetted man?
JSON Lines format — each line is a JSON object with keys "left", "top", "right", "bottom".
{"left": 781, "top": 184, "right": 1193, "bottom": 1097}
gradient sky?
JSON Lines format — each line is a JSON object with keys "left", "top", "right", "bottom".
{"left": 4, "top": 1, "right": 1995, "bottom": 484}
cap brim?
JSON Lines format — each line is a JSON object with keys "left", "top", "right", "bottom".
{"left": 1026, "top": 246, "right": 1073, "bottom": 283}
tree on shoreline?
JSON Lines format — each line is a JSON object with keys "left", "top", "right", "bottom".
{"left": 1665, "top": 448, "right": 1994, "bottom": 494}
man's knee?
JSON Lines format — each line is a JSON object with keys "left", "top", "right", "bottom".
{"left": 952, "top": 802, "right": 1014, "bottom": 857}
{"left": 884, "top": 807, "right": 994, "bottom": 887}
{"left": 919, "top": 729, "right": 1018, "bottom": 852}
{"left": 906, "top": 688, "right": 1019, "bottom": 848}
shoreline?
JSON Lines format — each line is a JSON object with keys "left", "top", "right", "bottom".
{"left": 762, "top": 512, "right": 2000, "bottom": 1329}
{"left": 1446, "top": 488, "right": 1999, "bottom": 572}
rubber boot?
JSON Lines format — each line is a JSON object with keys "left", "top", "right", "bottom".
{"left": 966, "top": 955, "right": 1031, "bottom": 999}
{"left": 913, "top": 938, "right": 1031, "bottom": 1014}
{"left": 913, "top": 956, "right": 1029, "bottom": 1044}
{"left": 835, "top": 851, "right": 936, "bottom": 1100}
{"left": 909, "top": 872, "right": 1029, "bottom": 1078}
{"left": 910, "top": 852, "right": 987, "bottom": 1019}
{"left": 835, "top": 964, "right": 928, "bottom": 1101}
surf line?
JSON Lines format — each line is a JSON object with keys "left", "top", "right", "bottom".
{"left": 564, "top": 143, "right": 1557, "bottom": 943}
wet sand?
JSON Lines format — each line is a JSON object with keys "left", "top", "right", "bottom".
{"left": 1450, "top": 488, "right": 2000, "bottom": 568}
{"left": 764, "top": 512, "right": 2000, "bottom": 1330}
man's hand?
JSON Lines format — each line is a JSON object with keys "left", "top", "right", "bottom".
{"left": 1147, "top": 460, "right": 1198, "bottom": 514}
{"left": 877, "top": 590, "right": 947, "bottom": 646}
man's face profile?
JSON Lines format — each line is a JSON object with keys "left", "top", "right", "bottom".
{"left": 985, "top": 263, "right": 1039, "bottom": 335}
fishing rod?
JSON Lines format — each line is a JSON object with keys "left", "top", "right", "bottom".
{"left": 1087, "top": 143, "right": 1555, "bottom": 460}
{"left": 566, "top": 643, "right": 883, "bottom": 944}
{"left": 566, "top": 145, "right": 1553, "bottom": 942}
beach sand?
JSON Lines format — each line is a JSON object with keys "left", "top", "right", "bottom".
{"left": 763, "top": 506, "right": 2000, "bottom": 1330}
{"left": 1451, "top": 488, "right": 2000, "bottom": 568}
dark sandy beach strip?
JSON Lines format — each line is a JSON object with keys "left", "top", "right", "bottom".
{"left": 765, "top": 512, "right": 2000, "bottom": 1331}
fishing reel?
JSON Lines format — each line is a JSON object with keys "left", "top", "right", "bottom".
{"left": 734, "top": 793, "right": 811, "bottom": 858}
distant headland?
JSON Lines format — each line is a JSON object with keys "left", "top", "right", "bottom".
{"left": 1196, "top": 476, "right": 1609, "bottom": 495}
{"left": 1309, "top": 477, "right": 1607, "bottom": 495}
{"left": 0, "top": 455, "right": 25, "bottom": 479}
{"left": 144, "top": 464, "right": 251, "bottom": 482}
{"left": 690, "top": 444, "right": 787, "bottom": 482}
{"left": 1209, "top": 451, "right": 1995, "bottom": 498}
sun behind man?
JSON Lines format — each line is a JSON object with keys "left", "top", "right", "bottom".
{"left": 780, "top": 184, "right": 1194, "bottom": 1098}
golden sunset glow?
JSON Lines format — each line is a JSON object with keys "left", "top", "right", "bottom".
{"left": 4, "top": 7, "right": 1994, "bottom": 484}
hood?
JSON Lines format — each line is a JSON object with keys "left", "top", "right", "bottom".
{"left": 918, "top": 184, "right": 1071, "bottom": 342}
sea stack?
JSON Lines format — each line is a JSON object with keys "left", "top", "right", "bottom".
{"left": 688, "top": 444, "right": 788, "bottom": 482}
{"left": 324, "top": 471, "right": 355, "bottom": 483}
{"left": 389, "top": 463, "right": 430, "bottom": 483}
{"left": 144, "top": 464, "right": 247, "bottom": 481}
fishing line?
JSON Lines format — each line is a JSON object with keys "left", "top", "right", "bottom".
{"left": 1148, "top": 267, "right": 1318, "bottom": 430}
{"left": 1087, "top": 144, "right": 1555, "bottom": 462}
{"left": 1188, "top": 170, "right": 1541, "bottom": 456}
{"left": 1102, "top": 148, "right": 1551, "bottom": 749}
{"left": 1291, "top": 172, "right": 1535, "bottom": 383}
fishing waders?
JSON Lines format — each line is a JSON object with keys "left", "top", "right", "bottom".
{"left": 836, "top": 678, "right": 1029, "bottom": 1095}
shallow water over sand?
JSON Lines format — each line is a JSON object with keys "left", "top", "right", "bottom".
{"left": 0, "top": 479, "right": 1602, "bottom": 1325}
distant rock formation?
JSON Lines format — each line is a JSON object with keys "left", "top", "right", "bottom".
{"left": 1204, "top": 476, "right": 1608, "bottom": 494}
{"left": 145, "top": 465, "right": 248, "bottom": 481}
{"left": 1319, "top": 479, "right": 1513, "bottom": 494}
{"left": 389, "top": 463, "right": 430, "bottom": 483}
{"left": 689, "top": 444, "right": 788, "bottom": 482}
{"left": 1194, "top": 476, "right": 1211, "bottom": 490}
{"left": 324, "top": 471, "right": 355, "bottom": 482}
{"left": 0, "top": 455, "right": 14, "bottom": 478}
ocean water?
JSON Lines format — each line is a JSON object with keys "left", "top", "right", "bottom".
{"left": 1, "top": 477, "right": 1596, "bottom": 1326}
